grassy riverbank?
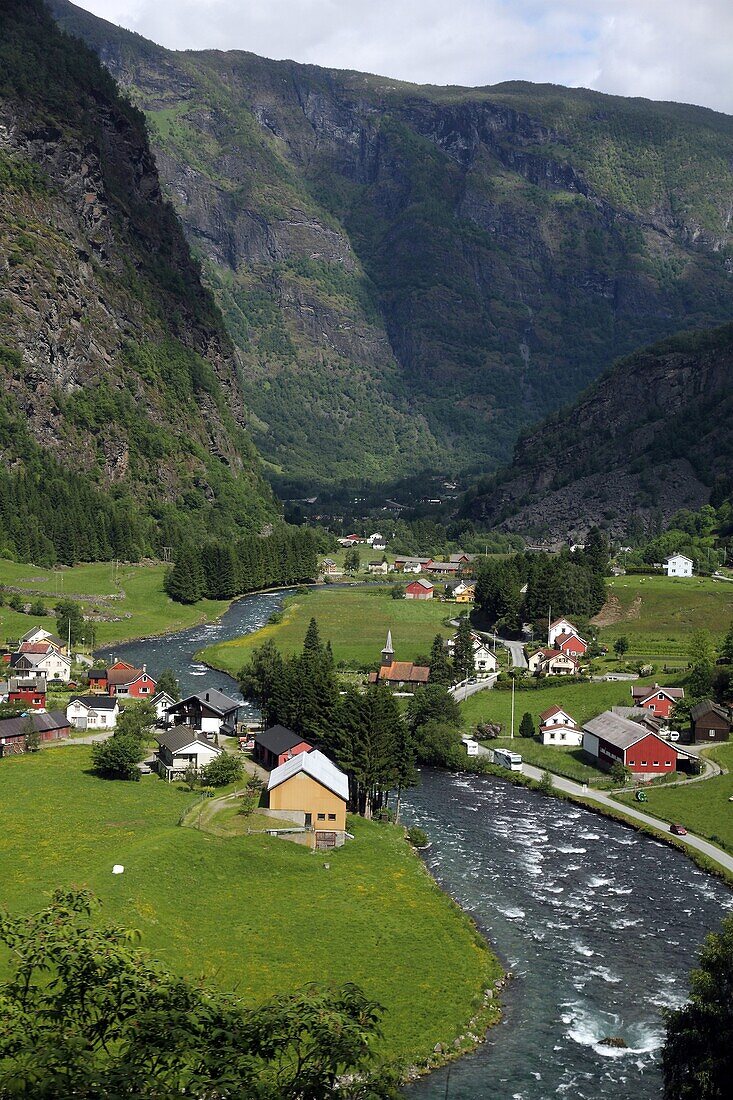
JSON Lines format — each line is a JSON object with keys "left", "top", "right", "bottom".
{"left": 0, "top": 748, "right": 501, "bottom": 1068}
{"left": 0, "top": 560, "right": 230, "bottom": 647}
{"left": 201, "top": 585, "right": 454, "bottom": 674}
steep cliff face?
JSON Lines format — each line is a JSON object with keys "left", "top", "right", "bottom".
{"left": 52, "top": 1, "right": 733, "bottom": 484}
{"left": 0, "top": 0, "right": 274, "bottom": 544}
{"left": 463, "top": 324, "right": 733, "bottom": 540}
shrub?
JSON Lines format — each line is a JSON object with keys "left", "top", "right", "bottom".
{"left": 91, "top": 735, "right": 144, "bottom": 781}
{"left": 407, "top": 826, "right": 428, "bottom": 848}
{"left": 199, "top": 752, "right": 243, "bottom": 788}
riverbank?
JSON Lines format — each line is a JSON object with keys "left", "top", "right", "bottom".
{"left": 0, "top": 746, "right": 504, "bottom": 1074}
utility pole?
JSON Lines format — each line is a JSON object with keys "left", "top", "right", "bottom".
{"left": 510, "top": 674, "right": 515, "bottom": 740}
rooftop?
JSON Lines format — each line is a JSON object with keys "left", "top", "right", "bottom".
{"left": 267, "top": 748, "right": 349, "bottom": 802}
{"left": 255, "top": 725, "right": 312, "bottom": 755}
{"left": 584, "top": 710, "right": 669, "bottom": 751}
{"left": 156, "top": 727, "right": 221, "bottom": 754}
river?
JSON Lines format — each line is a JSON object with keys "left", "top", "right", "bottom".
{"left": 114, "top": 589, "right": 732, "bottom": 1100}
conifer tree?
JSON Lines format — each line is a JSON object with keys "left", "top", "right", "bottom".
{"left": 452, "top": 614, "right": 475, "bottom": 682}
{"left": 428, "top": 634, "right": 453, "bottom": 686}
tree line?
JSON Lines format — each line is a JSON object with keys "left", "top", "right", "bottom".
{"left": 164, "top": 528, "right": 320, "bottom": 604}
{"left": 474, "top": 528, "right": 609, "bottom": 633}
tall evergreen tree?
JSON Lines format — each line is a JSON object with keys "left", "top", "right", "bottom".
{"left": 452, "top": 615, "right": 475, "bottom": 682}
{"left": 428, "top": 634, "right": 453, "bottom": 686}
{"left": 164, "top": 546, "right": 206, "bottom": 604}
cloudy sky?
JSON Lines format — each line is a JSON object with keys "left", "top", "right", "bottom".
{"left": 73, "top": 0, "right": 733, "bottom": 114}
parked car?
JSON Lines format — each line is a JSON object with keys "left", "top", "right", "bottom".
{"left": 670, "top": 823, "right": 687, "bottom": 836}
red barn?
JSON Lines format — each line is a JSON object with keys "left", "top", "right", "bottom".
{"left": 630, "top": 684, "right": 684, "bottom": 721}
{"left": 253, "top": 726, "right": 313, "bottom": 771}
{"left": 8, "top": 676, "right": 46, "bottom": 710}
{"left": 0, "top": 710, "right": 70, "bottom": 756}
{"left": 555, "top": 632, "right": 588, "bottom": 658}
{"left": 405, "top": 579, "right": 434, "bottom": 600}
{"left": 583, "top": 711, "right": 679, "bottom": 775}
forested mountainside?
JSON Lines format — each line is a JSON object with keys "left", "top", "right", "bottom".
{"left": 463, "top": 323, "right": 733, "bottom": 541}
{"left": 0, "top": 0, "right": 275, "bottom": 564}
{"left": 52, "top": 0, "right": 733, "bottom": 486}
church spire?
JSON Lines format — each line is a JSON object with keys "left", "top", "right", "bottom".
{"left": 381, "top": 630, "right": 394, "bottom": 665}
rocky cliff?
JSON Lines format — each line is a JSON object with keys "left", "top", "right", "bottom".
{"left": 463, "top": 324, "right": 733, "bottom": 540}
{"left": 0, "top": 0, "right": 274, "bottom": 549}
{"left": 52, "top": 0, "right": 733, "bottom": 487}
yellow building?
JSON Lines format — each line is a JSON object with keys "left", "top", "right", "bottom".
{"left": 455, "top": 583, "right": 475, "bottom": 603}
{"left": 267, "top": 749, "right": 349, "bottom": 834}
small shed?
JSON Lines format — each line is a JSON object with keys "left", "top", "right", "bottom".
{"left": 253, "top": 725, "right": 313, "bottom": 771}
{"left": 405, "top": 579, "right": 434, "bottom": 600}
{"left": 690, "top": 700, "right": 730, "bottom": 744}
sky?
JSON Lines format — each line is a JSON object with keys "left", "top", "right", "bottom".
{"left": 72, "top": 0, "right": 733, "bottom": 114}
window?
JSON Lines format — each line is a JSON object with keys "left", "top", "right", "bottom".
{"left": 140, "top": 687, "right": 149, "bottom": 694}
{"left": 328, "top": 813, "right": 337, "bottom": 821}
{"left": 709, "top": 730, "right": 716, "bottom": 738}
{"left": 317, "top": 813, "right": 326, "bottom": 821}
{"left": 640, "top": 761, "right": 647, "bottom": 766}
{"left": 648, "top": 704, "right": 655, "bottom": 711}
{"left": 653, "top": 761, "right": 659, "bottom": 767}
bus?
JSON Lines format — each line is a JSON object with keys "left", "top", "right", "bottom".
{"left": 494, "top": 748, "right": 523, "bottom": 772}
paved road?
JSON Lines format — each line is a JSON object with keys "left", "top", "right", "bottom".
{"left": 451, "top": 674, "right": 498, "bottom": 703}
{"left": 500, "top": 639, "right": 528, "bottom": 669}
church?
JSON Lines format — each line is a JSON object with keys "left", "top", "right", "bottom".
{"left": 368, "top": 631, "right": 430, "bottom": 692}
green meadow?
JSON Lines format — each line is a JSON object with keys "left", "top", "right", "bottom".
{"left": 594, "top": 574, "right": 733, "bottom": 662}
{"left": 0, "top": 560, "right": 230, "bottom": 647}
{"left": 0, "top": 748, "right": 500, "bottom": 1066}
{"left": 201, "top": 585, "right": 455, "bottom": 674}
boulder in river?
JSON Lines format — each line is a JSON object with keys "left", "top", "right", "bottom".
{"left": 599, "top": 1036, "right": 628, "bottom": 1049}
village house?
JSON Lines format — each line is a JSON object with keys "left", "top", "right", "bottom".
{"left": 453, "top": 582, "right": 475, "bottom": 604}
{"left": 19, "top": 626, "right": 65, "bottom": 653}
{"left": 394, "top": 557, "right": 433, "bottom": 574}
{"left": 547, "top": 617, "right": 580, "bottom": 648}
{"left": 11, "top": 645, "right": 71, "bottom": 683}
{"left": 368, "top": 559, "right": 390, "bottom": 575}
{"left": 103, "top": 661, "right": 156, "bottom": 698}
{"left": 253, "top": 725, "right": 313, "bottom": 771}
{"left": 429, "top": 561, "right": 460, "bottom": 577}
{"left": 166, "top": 688, "right": 240, "bottom": 739}
{"left": 555, "top": 632, "right": 588, "bottom": 659}
{"left": 583, "top": 711, "right": 682, "bottom": 776}
{"left": 0, "top": 710, "right": 70, "bottom": 757}
{"left": 527, "top": 648, "right": 579, "bottom": 676}
{"left": 155, "top": 727, "right": 223, "bottom": 781}
{"left": 665, "top": 553, "right": 694, "bottom": 578}
{"left": 539, "top": 705, "right": 584, "bottom": 746}
{"left": 87, "top": 667, "right": 109, "bottom": 693}
{"left": 66, "top": 694, "right": 119, "bottom": 731}
{"left": 151, "top": 690, "right": 176, "bottom": 723}
{"left": 8, "top": 675, "right": 47, "bottom": 709}
{"left": 404, "top": 578, "right": 434, "bottom": 600}
{"left": 320, "top": 558, "right": 341, "bottom": 576}
{"left": 629, "top": 683, "right": 684, "bottom": 721}
{"left": 266, "top": 748, "right": 349, "bottom": 843}
{"left": 689, "top": 700, "right": 731, "bottom": 744}
{"left": 445, "top": 631, "right": 498, "bottom": 676}
{"left": 366, "top": 533, "right": 386, "bottom": 550}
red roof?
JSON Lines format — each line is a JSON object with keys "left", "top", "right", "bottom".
{"left": 18, "top": 642, "right": 53, "bottom": 654}
{"left": 556, "top": 632, "right": 587, "bottom": 648}
{"left": 377, "top": 661, "right": 430, "bottom": 684}
{"left": 539, "top": 704, "right": 573, "bottom": 722}
{"left": 107, "top": 667, "right": 146, "bottom": 686}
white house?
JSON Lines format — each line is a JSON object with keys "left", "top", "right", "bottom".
{"left": 151, "top": 690, "right": 176, "bottom": 723}
{"left": 446, "top": 632, "right": 499, "bottom": 677}
{"left": 538, "top": 704, "right": 583, "bottom": 746}
{"left": 548, "top": 617, "right": 579, "bottom": 647}
{"left": 665, "top": 554, "right": 693, "bottom": 578}
{"left": 367, "top": 559, "right": 390, "bottom": 574}
{"left": 155, "top": 727, "right": 223, "bottom": 781}
{"left": 13, "top": 648, "right": 72, "bottom": 683}
{"left": 20, "top": 626, "right": 65, "bottom": 651}
{"left": 165, "top": 689, "right": 241, "bottom": 739}
{"left": 528, "top": 648, "right": 579, "bottom": 676}
{"left": 67, "top": 695, "right": 119, "bottom": 730}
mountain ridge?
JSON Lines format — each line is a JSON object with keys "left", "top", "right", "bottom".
{"left": 51, "top": 0, "right": 733, "bottom": 486}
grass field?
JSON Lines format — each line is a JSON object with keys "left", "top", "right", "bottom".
{"left": 201, "top": 586, "right": 456, "bottom": 674}
{"left": 460, "top": 678, "right": 660, "bottom": 732}
{"left": 484, "top": 736, "right": 609, "bottom": 784}
{"left": 594, "top": 575, "right": 733, "bottom": 662}
{"left": 0, "top": 748, "right": 499, "bottom": 1066}
{"left": 615, "top": 743, "right": 733, "bottom": 852}
{"left": 0, "top": 561, "right": 230, "bottom": 648}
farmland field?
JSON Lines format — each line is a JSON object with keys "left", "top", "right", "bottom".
{"left": 0, "top": 748, "right": 500, "bottom": 1066}
{"left": 201, "top": 585, "right": 456, "bottom": 674}
{"left": 593, "top": 575, "right": 733, "bottom": 662}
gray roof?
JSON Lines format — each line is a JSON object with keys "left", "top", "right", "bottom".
{"left": 631, "top": 684, "right": 684, "bottom": 701}
{"left": 267, "top": 748, "right": 349, "bottom": 802}
{"left": 168, "top": 689, "right": 240, "bottom": 717}
{"left": 256, "top": 725, "right": 311, "bottom": 755}
{"left": 690, "top": 699, "right": 730, "bottom": 724}
{"left": 69, "top": 694, "right": 118, "bottom": 711}
{"left": 611, "top": 706, "right": 664, "bottom": 729}
{"left": 0, "top": 710, "right": 69, "bottom": 738}
{"left": 156, "top": 727, "right": 222, "bottom": 754}
{"left": 584, "top": 710, "right": 666, "bottom": 751}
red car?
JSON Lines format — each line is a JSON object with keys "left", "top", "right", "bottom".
{"left": 670, "top": 823, "right": 687, "bottom": 836}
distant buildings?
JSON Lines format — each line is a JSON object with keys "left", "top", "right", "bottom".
{"left": 404, "top": 579, "right": 434, "bottom": 600}
{"left": 665, "top": 554, "right": 693, "bottom": 577}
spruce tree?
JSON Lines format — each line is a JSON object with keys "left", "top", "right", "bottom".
{"left": 165, "top": 546, "right": 205, "bottom": 604}
{"left": 519, "top": 712, "right": 535, "bottom": 739}
{"left": 452, "top": 615, "right": 475, "bottom": 682}
{"left": 429, "top": 634, "right": 454, "bottom": 686}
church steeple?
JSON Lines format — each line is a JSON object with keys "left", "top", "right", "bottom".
{"left": 381, "top": 630, "right": 394, "bottom": 665}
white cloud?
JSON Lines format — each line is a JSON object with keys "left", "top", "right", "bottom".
{"left": 72, "top": 0, "right": 733, "bottom": 113}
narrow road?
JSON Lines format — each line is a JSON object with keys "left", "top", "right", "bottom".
{"left": 450, "top": 674, "right": 498, "bottom": 702}
{"left": 501, "top": 639, "right": 527, "bottom": 669}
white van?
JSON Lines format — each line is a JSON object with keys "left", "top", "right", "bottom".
{"left": 494, "top": 748, "right": 523, "bottom": 772}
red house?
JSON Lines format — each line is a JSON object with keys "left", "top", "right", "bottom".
{"left": 630, "top": 684, "right": 684, "bottom": 721}
{"left": 88, "top": 668, "right": 108, "bottom": 693}
{"left": 583, "top": 711, "right": 679, "bottom": 775}
{"left": 8, "top": 676, "right": 46, "bottom": 709}
{"left": 555, "top": 632, "right": 588, "bottom": 658}
{"left": 405, "top": 579, "right": 434, "bottom": 600}
{"left": 107, "top": 663, "right": 156, "bottom": 698}
{"left": 253, "top": 726, "right": 313, "bottom": 771}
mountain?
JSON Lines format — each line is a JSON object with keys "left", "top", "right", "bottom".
{"left": 50, "top": 0, "right": 733, "bottom": 487}
{"left": 0, "top": 0, "right": 275, "bottom": 562}
{"left": 462, "top": 323, "right": 733, "bottom": 540}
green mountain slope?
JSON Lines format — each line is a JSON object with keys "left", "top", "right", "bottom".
{"left": 0, "top": 0, "right": 275, "bottom": 560}
{"left": 52, "top": 1, "right": 733, "bottom": 484}
{"left": 462, "top": 323, "right": 733, "bottom": 540}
